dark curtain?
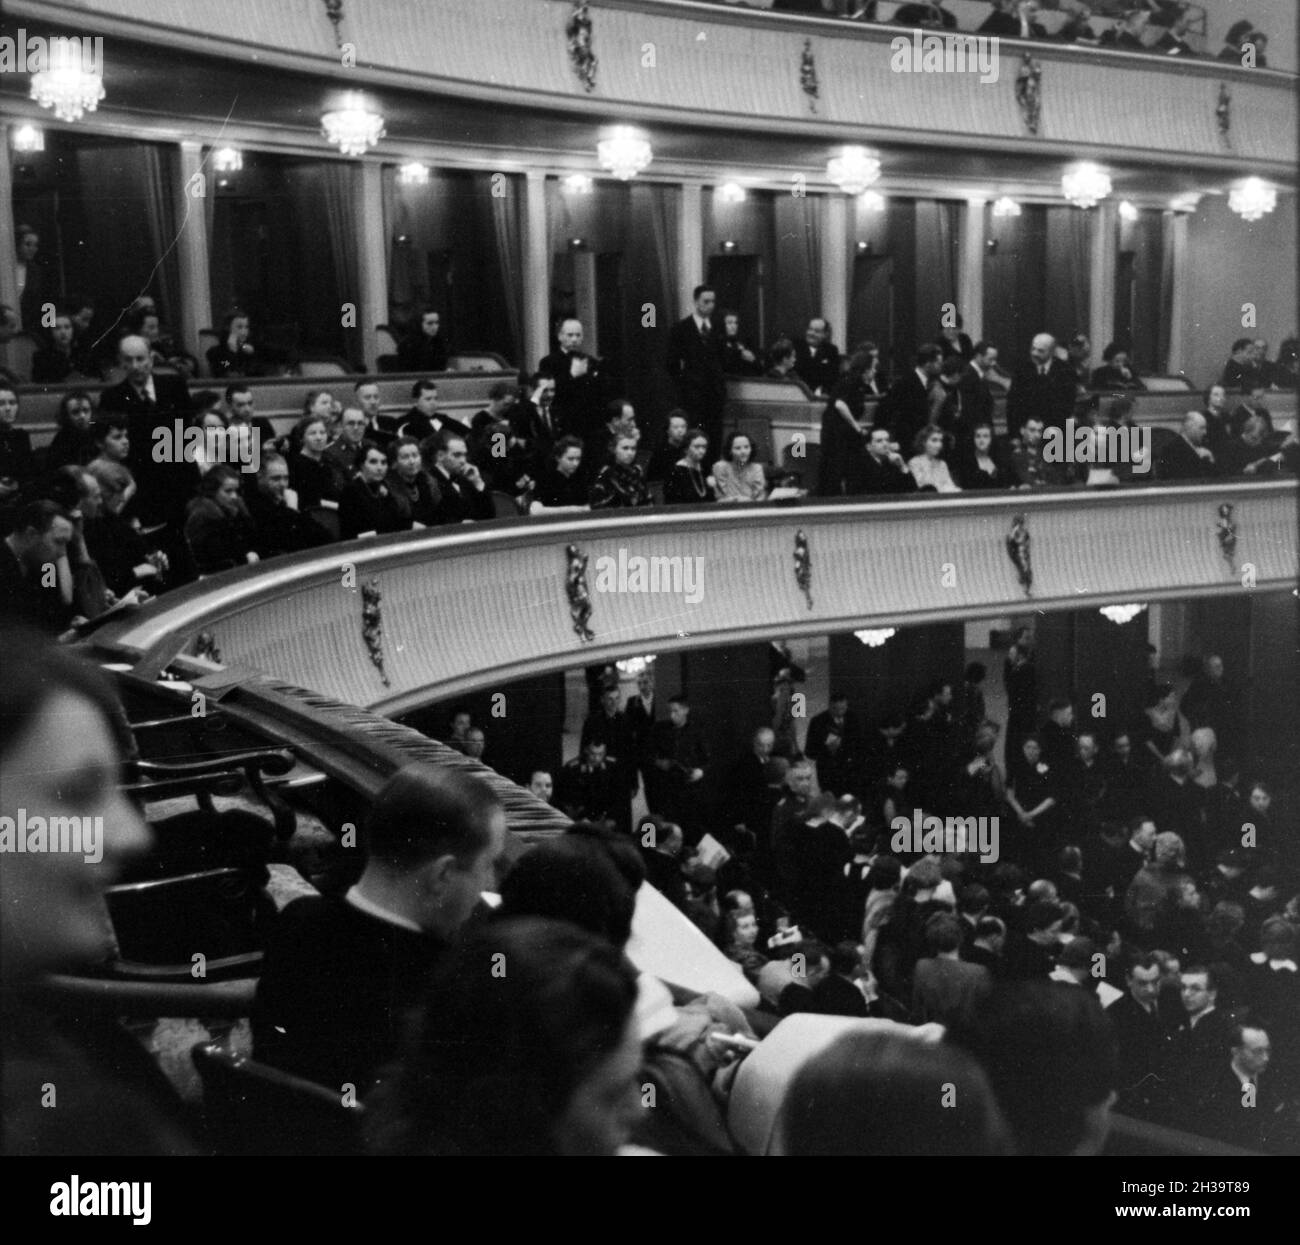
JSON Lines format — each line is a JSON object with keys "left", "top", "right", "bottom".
{"left": 915, "top": 199, "right": 961, "bottom": 343}
{"left": 1044, "top": 206, "right": 1091, "bottom": 343}
{"left": 983, "top": 205, "right": 1047, "bottom": 369}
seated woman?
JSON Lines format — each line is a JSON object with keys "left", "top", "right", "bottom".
{"left": 84, "top": 460, "right": 167, "bottom": 597}
{"left": 87, "top": 413, "right": 137, "bottom": 512}
{"left": 529, "top": 436, "right": 589, "bottom": 514}
{"left": 287, "top": 414, "right": 341, "bottom": 514}
{"left": 953, "top": 421, "right": 1015, "bottom": 489}
{"left": 664, "top": 428, "right": 717, "bottom": 505}
{"left": 0, "top": 628, "right": 198, "bottom": 1155}
{"left": 713, "top": 431, "right": 767, "bottom": 502}
{"left": 184, "top": 465, "right": 259, "bottom": 574}
{"left": 205, "top": 310, "right": 261, "bottom": 379}
{"left": 386, "top": 436, "right": 441, "bottom": 528}
{"left": 907, "top": 424, "right": 960, "bottom": 493}
{"left": 339, "top": 443, "right": 409, "bottom": 539}
{"left": 720, "top": 907, "right": 769, "bottom": 985}
{"left": 1090, "top": 342, "right": 1144, "bottom": 391}
{"left": 589, "top": 424, "right": 651, "bottom": 510}
{"left": 45, "top": 391, "right": 99, "bottom": 471}
{"left": 365, "top": 917, "right": 640, "bottom": 1157}
{"left": 0, "top": 384, "right": 36, "bottom": 511}
{"left": 645, "top": 410, "right": 690, "bottom": 483}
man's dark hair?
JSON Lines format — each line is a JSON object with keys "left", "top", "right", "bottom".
{"left": 946, "top": 981, "right": 1118, "bottom": 1155}
{"left": 669, "top": 693, "right": 689, "bottom": 707}
{"left": 353, "top": 377, "right": 379, "bottom": 393}
{"left": 364, "top": 763, "right": 500, "bottom": 869}
{"left": 1230, "top": 337, "right": 1253, "bottom": 355}
{"left": 829, "top": 941, "right": 862, "bottom": 977}
{"left": 1048, "top": 697, "right": 1072, "bottom": 714}
{"left": 604, "top": 398, "right": 631, "bottom": 423}
{"left": 1026, "top": 901, "right": 1064, "bottom": 932}
{"left": 224, "top": 383, "right": 253, "bottom": 404}
{"left": 1181, "top": 964, "right": 1219, "bottom": 992}
{"left": 973, "top": 340, "right": 993, "bottom": 356}
{"left": 915, "top": 344, "right": 943, "bottom": 367}
{"left": 487, "top": 380, "right": 513, "bottom": 402}
{"left": 973, "top": 916, "right": 1006, "bottom": 942}
{"left": 1127, "top": 951, "right": 1162, "bottom": 976}
{"left": 411, "top": 379, "right": 437, "bottom": 400}
{"left": 435, "top": 427, "right": 467, "bottom": 454}
{"left": 692, "top": 284, "right": 714, "bottom": 302}
{"left": 924, "top": 912, "right": 964, "bottom": 954}
{"left": 958, "top": 883, "right": 990, "bottom": 916}
{"left": 11, "top": 499, "right": 73, "bottom": 536}
{"left": 964, "top": 662, "right": 987, "bottom": 684}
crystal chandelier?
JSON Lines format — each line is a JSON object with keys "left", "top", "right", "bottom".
{"left": 828, "top": 147, "right": 881, "bottom": 196}
{"left": 1228, "top": 178, "right": 1276, "bottom": 222}
{"left": 1099, "top": 603, "right": 1147, "bottom": 625}
{"left": 596, "top": 128, "right": 652, "bottom": 181}
{"left": 615, "top": 655, "right": 656, "bottom": 677}
{"left": 397, "top": 162, "right": 430, "bottom": 187}
{"left": 1061, "top": 162, "right": 1112, "bottom": 209}
{"left": 991, "top": 196, "right": 1021, "bottom": 218}
{"left": 854, "top": 628, "right": 896, "bottom": 647}
{"left": 321, "top": 94, "right": 386, "bottom": 157}
{"left": 212, "top": 147, "right": 243, "bottom": 173}
{"left": 719, "top": 181, "right": 747, "bottom": 204}
{"left": 30, "top": 62, "right": 105, "bottom": 123}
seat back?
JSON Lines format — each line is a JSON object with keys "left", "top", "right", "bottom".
{"left": 192, "top": 1041, "right": 365, "bottom": 1156}
{"left": 490, "top": 489, "right": 522, "bottom": 518}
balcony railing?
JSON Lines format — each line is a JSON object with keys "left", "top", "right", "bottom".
{"left": 91, "top": 478, "right": 1297, "bottom": 715}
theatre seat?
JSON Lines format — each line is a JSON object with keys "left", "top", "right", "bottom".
{"left": 191, "top": 1041, "right": 365, "bottom": 1156}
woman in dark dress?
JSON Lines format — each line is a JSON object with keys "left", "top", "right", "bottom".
{"left": 589, "top": 427, "right": 651, "bottom": 510}
{"left": 339, "top": 443, "right": 409, "bottom": 539}
{"left": 184, "top": 465, "right": 258, "bottom": 574}
{"left": 530, "top": 436, "right": 590, "bottom": 513}
{"left": 1005, "top": 735, "right": 1061, "bottom": 870}
{"left": 646, "top": 411, "right": 690, "bottom": 483}
{"left": 44, "top": 391, "right": 99, "bottom": 471}
{"left": 664, "top": 428, "right": 716, "bottom": 505}
{"left": 816, "top": 347, "right": 874, "bottom": 496}
{"left": 84, "top": 460, "right": 165, "bottom": 598}
{"left": 288, "top": 415, "right": 340, "bottom": 513}
{"left": 0, "top": 384, "right": 36, "bottom": 511}
{"left": 386, "top": 436, "right": 441, "bottom": 527}
{"left": 953, "top": 421, "right": 1016, "bottom": 489}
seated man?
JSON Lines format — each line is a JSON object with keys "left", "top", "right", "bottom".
{"left": 252, "top": 765, "right": 506, "bottom": 1095}
{"left": 1154, "top": 412, "right": 1217, "bottom": 480}
{"left": 247, "top": 454, "right": 332, "bottom": 558}
{"left": 428, "top": 430, "right": 494, "bottom": 524}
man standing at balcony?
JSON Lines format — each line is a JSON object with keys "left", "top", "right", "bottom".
{"left": 539, "top": 317, "right": 604, "bottom": 444}
{"left": 1007, "top": 333, "right": 1076, "bottom": 437}
{"left": 794, "top": 317, "right": 842, "bottom": 398}
{"left": 881, "top": 345, "right": 943, "bottom": 447}
{"left": 666, "top": 286, "right": 727, "bottom": 455}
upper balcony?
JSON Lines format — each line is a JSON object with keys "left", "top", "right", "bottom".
{"left": 13, "top": 0, "right": 1296, "bottom": 181}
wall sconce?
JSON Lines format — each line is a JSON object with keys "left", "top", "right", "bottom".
{"left": 986, "top": 238, "right": 998, "bottom": 254}
{"left": 856, "top": 240, "right": 872, "bottom": 254}
{"left": 721, "top": 239, "right": 737, "bottom": 252}
{"left": 568, "top": 237, "right": 588, "bottom": 250}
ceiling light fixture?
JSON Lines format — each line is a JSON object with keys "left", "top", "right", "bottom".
{"left": 12, "top": 124, "right": 45, "bottom": 153}
{"left": 1061, "top": 162, "right": 1112, "bottom": 209}
{"left": 854, "top": 628, "right": 896, "bottom": 647}
{"left": 991, "top": 196, "right": 1021, "bottom": 218}
{"left": 1228, "top": 177, "right": 1276, "bottom": 222}
{"left": 397, "top": 161, "right": 430, "bottom": 187}
{"left": 596, "top": 127, "right": 652, "bottom": 181}
{"left": 1099, "top": 603, "right": 1147, "bottom": 625}
{"left": 321, "top": 93, "right": 386, "bottom": 157}
{"left": 828, "top": 146, "right": 881, "bottom": 196}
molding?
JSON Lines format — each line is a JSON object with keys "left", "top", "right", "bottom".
{"left": 90, "top": 482, "right": 1298, "bottom": 713}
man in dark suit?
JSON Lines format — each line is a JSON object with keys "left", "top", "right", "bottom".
{"left": 247, "top": 455, "right": 332, "bottom": 559}
{"left": 881, "top": 344, "right": 943, "bottom": 446}
{"left": 1166, "top": 965, "right": 1236, "bottom": 1124}
{"left": 912, "top": 913, "right": 992, "bottom": 1027}
{"left": 252, "top": 765, "right": 505, "bottom": 1095}
{"left": 1199, "top": 1024, "right": 1289, "bottom": 1152}
{"left": 959, "top": 342, "right": 998, "bottom": 429}
{"left": 648, "top": 695, "right": 711, "bottom": 841}
{"left": 224, "top": 383, "right": 277, "bottom": 449}
{"left": 1219, "top": 338, "right": 1262, "bottom": 392}
{"left": 581, "top": 686, "right": 638, "bottom": 834}
{"left": 538, "top": 317, "right": 605, "bottom": 444}
{"left": 1002, "top": 901, "right": 1065, "bottom": 980}
{"left": 805, "top": 693, "right": 864, "bottom": 797}
{"left": 855, "top": 425, "right": 919, "bottom": 495}
{"left": 428, "top": 430, "right": 494, "bottom": 525}
{"left": 963, "top": 916, "right": 1007, "bottom": 977}
{"left": 793, "top": 317, "right": 841, "bottom": 397}
{"left": 15, "top": 226, "right": 47, "bottom": 331}
{"left": 399, "top": 378, "right": 470, "bottom": 445}
{"left": 555, "top": 740, "right": 626, "bottom": 827}
{"left": 1106, "top": 952, "right": 1174, "bottom": 1119}
{"left": 99, "top": 334, "right": 197, "bottom": 531}
{"left": 665, "top": 286, "right": 727, "bottom": 453}
{"left": 1155, "top": 411, "right": 1218, "bottom": 480}
{"left": 1006, "top": 333, "right": 1078, "bottom": 436}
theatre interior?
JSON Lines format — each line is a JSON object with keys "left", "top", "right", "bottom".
{"left": 0, "top": 0, "right": 1297, "bottom": 1159}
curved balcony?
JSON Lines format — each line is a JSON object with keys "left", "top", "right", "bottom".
{"left": 18, "top": 0, "right": 1296, "bottom": 174}
{"left": 91, "top": 478, "right": 1298, "bottom": 715}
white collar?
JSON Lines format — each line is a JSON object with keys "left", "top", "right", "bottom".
{"left": 345, "top": 885, "right": 423, "bottom": 934}
{"left": 1250, "top": 951, "right": 1298, "bottom": 971}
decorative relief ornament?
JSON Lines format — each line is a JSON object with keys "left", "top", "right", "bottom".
{"left": 794, "top": 530, "right": 813, "bottom": 609}
{"left": 567, "top": 2, "right": 598, "bottom": 94}
{"left": 1216, "top": 83, "right": 1231, "bottom": 141}
{"left": 1216, "top": 503, "right": 1237, "bottom": 575}
{"left": 1006, "top": 513, "right": 1033, "bottom": 597}
{"left": 1014, "top": 55, "right": 1042, "bottom": 136}
{"left": 194, "top": 631, "right": 222, "bottom": 663}
{"left": 322, "top": 0, "right": 344, "bottom": 49}
{"left": 361, "top": 579, "right": 390, "bottom": 686}
{"left": 800, "top": 39, "right": 820, "bottom": 114}
{"left": 566, "top": 544, "right": 595, "bottom": 642}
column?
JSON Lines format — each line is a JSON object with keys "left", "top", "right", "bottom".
{"left": 958, "top": 196, "right": 986, "bottom": 343}
{"left": 356, "top": 161, "right": 388, "bottom": 373}
{"left": 523, "top": 169, "right": 550, "bottom": 370}
{"left": 820, "top": 193, "right": 848, "bottom": 348}
{"left": 174, "top": 141, "right": 213, "bottom": 360}
{"left": 677, "top": 182, "right": 703, "bottom": 318}
{"left": 1088, "top": 199, "right": 1117, "bottom": 358}
{"left": 0, "top": 130, "right": 17, "bottom": 320}
{"left": 573, "top": 250, "right": 598, "bottom": 357}
{"left": 1164, "top": 210, "right": 1189, "bottom": 376}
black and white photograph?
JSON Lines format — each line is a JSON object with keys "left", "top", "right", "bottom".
{"left": 0, "top": 0, "right": 1297, "bottom": 1198}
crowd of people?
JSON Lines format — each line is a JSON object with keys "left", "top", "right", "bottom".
{"left": 718, "top": 1, "right": 1272, "bottom": 66}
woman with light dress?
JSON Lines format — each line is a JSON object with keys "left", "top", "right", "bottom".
{"left": 906, "top": 425, "right": 960, "bottom": 493}
{"left": 712, "top": 431, "right": 767, "bottom": 502}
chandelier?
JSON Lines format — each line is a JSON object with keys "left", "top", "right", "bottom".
{"left": 1118, "top": 200, "right": 1139, "bottom": 222}
{"left": 563, "top": 173, "right": 594, "bottom": 195}
{"left": 1228, "top": 178, "right": 1276, "bottom": 222}
{"left": 397, "top": 161, "right": 430, "bottom": 187}
{"left": 854, "top": 628, "right": 896, "bottom": 647}
{"left": 615, "top": 655, "right": 656, "bottom": 677}
{"left": 212, "top": 147, "right": 243, "bottom": 173}
{"left": 1061, "top": 162, "right": 1112, "bottom": 209}
{"left": 858, "top": 190, "right": 886, "bottom": 212}
{"left": 718, "top": 181, "right": 747, "bottom": 204}
{"left": 991, "top": 196, "right": 1021, "bottom": 218}
{"left": 321, "top": 94, "right": 386, "bottom": 157}
{"left": 30, "top": 63, "right": 105, "bottom": 123}
{"left": 596, "top": 128, "right": 652, "bottom": 181}
{"left": 828, "top": 146, "right": 881, "bottom": 196}
{"left": 1099, "top": 603, "right": 1147, "bottom": 625}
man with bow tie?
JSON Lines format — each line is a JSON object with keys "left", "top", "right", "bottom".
{"left": 538, "top": 317, "right": 604, "bottom": 444}
{"left": 666, "top": 285, "right": 727, "bottom": 455}
{"left": 1006, "top": 332, "right": 1078, "bottom": 437}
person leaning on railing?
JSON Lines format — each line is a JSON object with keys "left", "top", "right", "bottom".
{"left": 588, "top": 424, "right": 652, "bottom": 510}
